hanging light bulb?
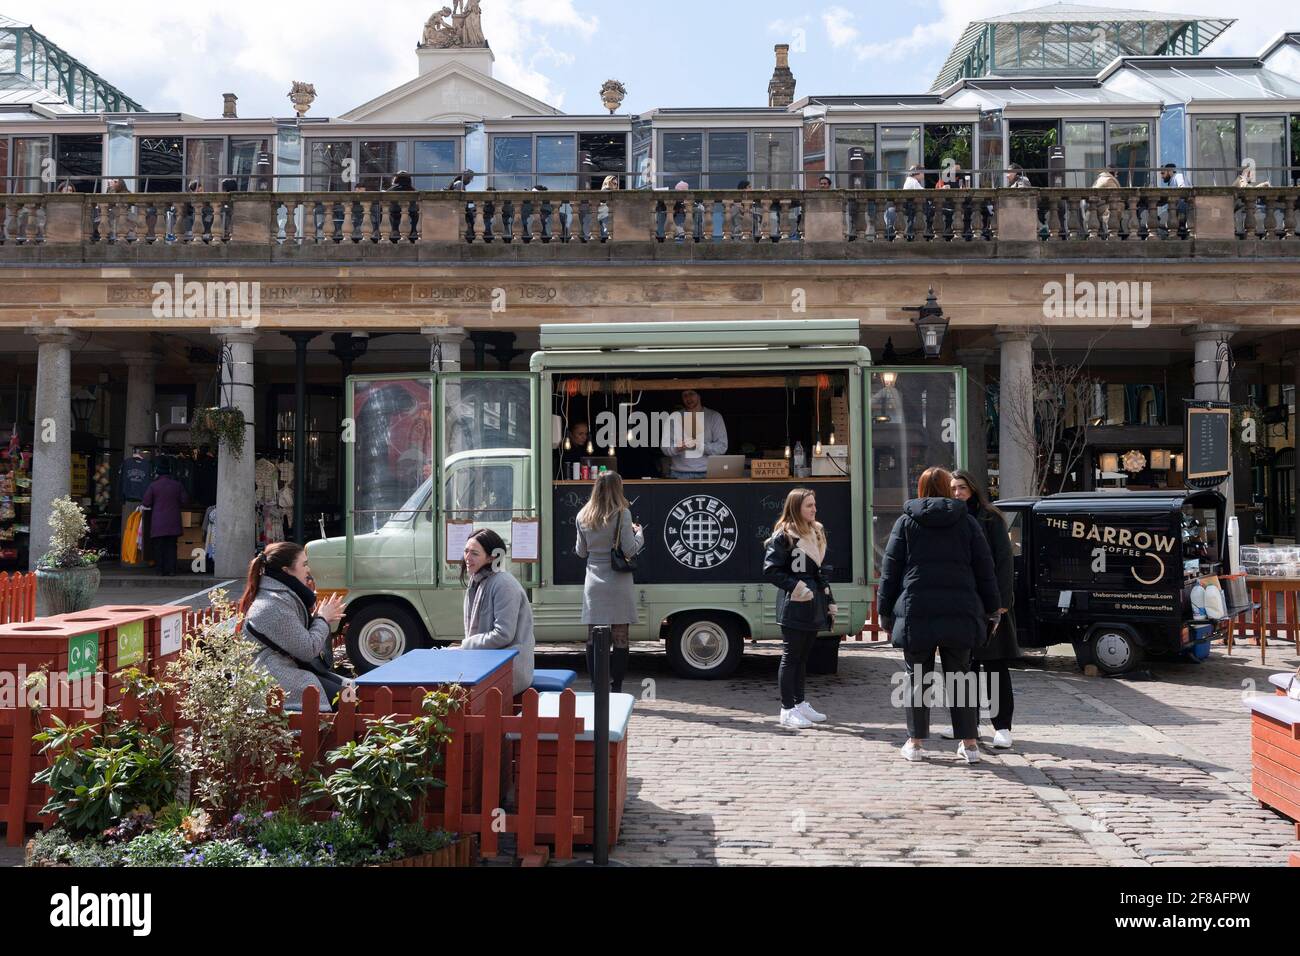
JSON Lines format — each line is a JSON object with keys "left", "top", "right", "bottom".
{"left": 608, "top": 445, "right": 615, "bottom": 457}
{"left": 563, "top": 435, "right": 571, "bottom": 451}
{"left": 586, "top": 439, "right": 594, "bottom": 454}
{"left": 828, "top": 430, "right": 836, "bottom": 446}
{"left": 784, "top": 444, "right": 791, "bottom": 459}
{"left": 814, "top": 439, "right": 823, "bottom": 457}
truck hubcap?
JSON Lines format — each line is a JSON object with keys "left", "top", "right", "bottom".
{"left": 1094, "top": 632, "right": 1132, "bottom": 670}
{"left": 681, "top": 621, "right": 727, "bottom": 670}
{"left": 358, "top": 619, "right": 404, "bottom": 665}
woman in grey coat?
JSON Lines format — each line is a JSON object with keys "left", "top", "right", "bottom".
{"left": 576, "top": 471, "right": 643, "bottom": 692}
{"left": 459, "top": 528, "right": 535, "bottom": 695}
{"left": 239, "top": 542, "right": 346, "bottom": 712}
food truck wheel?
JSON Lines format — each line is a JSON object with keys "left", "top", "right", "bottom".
{"left": 1089, "top": 626, "right": 1144, "bottom": 676}
{"left": 345, "top": 602, "right": 430, "bottom": 673}
{"left": 667, "top": 612, "right": 744, "bottom": 679}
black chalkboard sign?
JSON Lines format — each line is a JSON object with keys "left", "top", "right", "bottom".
{"left": 553, "top": 480, "right": 853, "bottom": 585}
{"left": 1184, "top": 402, "right": 1230, "bottom": 486}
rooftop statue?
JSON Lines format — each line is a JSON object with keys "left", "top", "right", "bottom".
{"left": 420, "top": 0, "right": 488, "bottom": 49}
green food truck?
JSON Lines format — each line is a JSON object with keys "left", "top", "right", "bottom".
{"left": 306, "top": 320, "right": 967, "bottom": 678}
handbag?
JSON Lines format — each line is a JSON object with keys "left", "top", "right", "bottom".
{"left": 611, "top": 509, "right": 638, "bottom": 574}
{"left": 244, "top": 620, "right": 346, "bottom": 703}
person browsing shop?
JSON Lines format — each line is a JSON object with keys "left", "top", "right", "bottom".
{"left": 661, "top": 389, "right": 728, "bottom": 479}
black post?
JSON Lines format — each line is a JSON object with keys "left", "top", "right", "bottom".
{"left": 591, "top": 623, "right": 611, "bottom": 866}
{"left": 284, "top": 332, "right": 317, "bottom": 543}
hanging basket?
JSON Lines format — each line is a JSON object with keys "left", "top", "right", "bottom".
{"left": 191, "top": 406, "right": 247, "bottom": 460}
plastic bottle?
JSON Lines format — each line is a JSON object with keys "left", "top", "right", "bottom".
{"left": 793, "top": 442, "right": 806, "bottom": 473}
{"left": 1190, "top": 581, "right": 1207, "bottom": 621}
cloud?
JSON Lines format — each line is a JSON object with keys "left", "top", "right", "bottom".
{"left": 822, "top": 7, "right": 861, "bottom": 49}
{"left": 18, "top": 0, "right": 595, "bottom": 116}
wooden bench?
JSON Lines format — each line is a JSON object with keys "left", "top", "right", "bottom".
{"left": 1248, "top": 691, "right": 1300, "bottom": 839}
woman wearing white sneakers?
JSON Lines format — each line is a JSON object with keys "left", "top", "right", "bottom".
{"left": 763, "top": 488, "right": 837, "bottom": 729}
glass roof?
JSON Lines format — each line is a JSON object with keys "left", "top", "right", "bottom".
{"left": 0, "top": 19, "right": 142, "bottom": 112}
{"left": 933, "top": 3, "right": 1235, "bottom": 90}
{"left": 1104, "top": 64, "right": 1300, "bottom": 103}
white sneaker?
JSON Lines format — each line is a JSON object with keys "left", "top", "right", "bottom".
{"left": 957, "top": 742, "right": 981, "bottom": 764}
{"left": 992, "top": 729, "right": 1013, "bottom": 749}
{"left": 900, "top": 741, "right": 923, "bottom": 762}
{"left": 779, "top": 707, "right": 813, "bottom": 729}
{"left": 795, "top": 701, "right": 826, "bottom": 723}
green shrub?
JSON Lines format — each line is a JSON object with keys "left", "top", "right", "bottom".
{"left": 26, "top": 828, "right": 123, "bottom": 868}
{"left": 32, "top": 671, "right": 178, "bottom": 838}
{"left": 302, "top": 689, "right": 458, "bottom": 841}
{"left": 120, "top": 829, "right": 187, "bottom": 867}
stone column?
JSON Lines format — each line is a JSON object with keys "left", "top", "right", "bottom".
{"left": 422, "top": 326, "right": 466, "bottom": 372}
{"left": 212, "top": 328, "right": 258, "bottom": 578}
{"left": 957, "top": 347, "right": 994, "bottom": 489}
{"left": 995, "top": 329, "right": 1037, "bottom": 500}
{"left": 28, "top": 329, "right": 83, "bottom": 571}
{"left": 1183, "top": 323, "right": 1239, "bottom": 516}
{"left": 121, "top": 350, "right": 159, "bottom": 458}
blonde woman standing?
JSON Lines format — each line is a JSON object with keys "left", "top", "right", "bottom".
{"left": 576, "top": 471, "right": 643, "bottom": 692}
{"left": 763, "top": 488, "right": 837, "bottom": 729}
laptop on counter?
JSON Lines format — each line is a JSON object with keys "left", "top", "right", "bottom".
{"left": 705, "top": 455, "right": 746, "bottom": 479}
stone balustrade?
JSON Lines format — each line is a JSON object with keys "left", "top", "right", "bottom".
{"left": 2, "top": 187, "right": 1298, "bottom": 256}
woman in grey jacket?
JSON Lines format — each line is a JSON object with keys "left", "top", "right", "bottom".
{"left": 575, "top": 472, "right": 643, "bottom": 692}
{"left": 459, "top": 528, "right": 535, "bottom": 695}
{"left": 239, "top": 542, "right": 345, "bottom": 712}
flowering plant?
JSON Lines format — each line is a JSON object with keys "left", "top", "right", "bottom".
{"left": 37, "top": 496, "right": 103, "bottom": 569}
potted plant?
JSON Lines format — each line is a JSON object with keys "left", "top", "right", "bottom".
{"left": 190, "top": 406, "right": 246, "bottom": 460}
{"left": 35, "top": 495, "right": 104, "bottom": 613}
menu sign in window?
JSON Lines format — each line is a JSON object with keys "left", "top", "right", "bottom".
{"left": 1185, "top": 403, "right": 1231, "bottom": 485}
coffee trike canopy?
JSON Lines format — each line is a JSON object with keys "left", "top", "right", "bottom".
{"left": 994, "top": 489, "right": 1230, "bottom": 675}
{"left": 308, "top": 319, "right": 970, "bottom": 680}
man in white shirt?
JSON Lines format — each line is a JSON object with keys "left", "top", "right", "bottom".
{"left": 661, "top": 389, "right": 728, "bottom": 479}
{"left": 902, "top": 164, "right": 926, "bottom": 190}
{"left": 1157, "top": 163, "right": 1190, "bottom": 237}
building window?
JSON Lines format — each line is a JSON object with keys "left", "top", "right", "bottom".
{"left": 879, "top": 125, "right": 921, "bottom": 188}
{"left": 12, "top": 136, "right": 51, "bottom": 193}
{"left": 413, "top": 139, "right": 458, "bottom": 190}
{"left": 1109, "top": 120, "right": 1150, "bottom": 186}
{"left": 1193, "top": 116, "right": 1238, "bottom": 186}
{"left": 752, "top": 130, "right": 796, "bottom": 188}
{"left": 660, "top": 132, "right": 702, "bottom": 189}
{"left": 490, "top": 135, "right": 533, "bottom": 190}
{"left": 577, "top": 132, "right": 627, "bottom": 189}
{"left": 1063, "top": 121, "right": 1105, "bottom": 187}
{"left": 228, "top": 137, "right": 271, "bottom": 191}
{"left": 706, "top": 131, "right": 747, "bottom": 188}
{"left": 138, "top": 136, "right": 183, "bottom": 192}
{"left": 358, "top": 140, "right": 407, "bottom": 191}
{"left": 1243, "top": 115, "right": 1286, "bottom": 186}
{"left": 923, "top": 124, "right": 972, "bottom": 185}
{"left": 309, "top": 140, "right": 352, "bottom": 191}
{"left": 184, "top": 137, "right": 223, "bottom": 192}
{"left": 536, "top": 134, "right": 576, "bottom": 190}
{"left": 55, "top": 134, "right": 102, "bottom": 192}
{"left": 832, "top": 127, "right": 876, "bottom": 188}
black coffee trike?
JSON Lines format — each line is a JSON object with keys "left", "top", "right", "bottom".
{"left": 994, "top": 490, "right": 1231, "bottom": 675}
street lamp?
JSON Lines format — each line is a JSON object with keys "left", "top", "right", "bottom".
{"left": 71, "top": 387, "right": 97, "bottom": 431}
{"left": 902, "top": 288, "right": 949, "bottom": 359}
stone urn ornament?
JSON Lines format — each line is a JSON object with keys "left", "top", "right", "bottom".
{"left": 600, "top": 79, "right": 627, "bottom": 114}
{"left": 288, "top": 81, "right": 317, "bottom": 117}
{"left": 35, "top": 495, "right": 103, "bottom": 615}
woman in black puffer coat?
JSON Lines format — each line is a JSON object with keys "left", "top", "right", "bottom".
{"left": 877, "top": 467, "right": 1000, "bottom": 764}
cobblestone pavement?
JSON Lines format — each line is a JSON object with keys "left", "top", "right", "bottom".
{"left": 546, "top": 639, "right": 1300, "bottom": 866}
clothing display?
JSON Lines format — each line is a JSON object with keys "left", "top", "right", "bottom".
{"left": 121, "top": 509, "right": 144, "bottom": 565}
{"left": 119, "top": 455, "right": 151, "bottom": 501}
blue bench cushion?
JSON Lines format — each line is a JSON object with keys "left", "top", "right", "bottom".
{"left": 1248, "top": 692, "right": 1300, "bottom": 727}
{"left": 507, "top": 691, "right": 635, "bottom": 742}
{"left": 530, "top": 669, "right": 578, "bottom": 692}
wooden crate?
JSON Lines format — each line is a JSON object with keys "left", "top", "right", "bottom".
{"left": 1249, "top": 699, "right": 1300, "bottom": 839}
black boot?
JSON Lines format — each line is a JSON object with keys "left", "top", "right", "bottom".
{"left": 610, "top": 646, "right": 629, "bottom": 694}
